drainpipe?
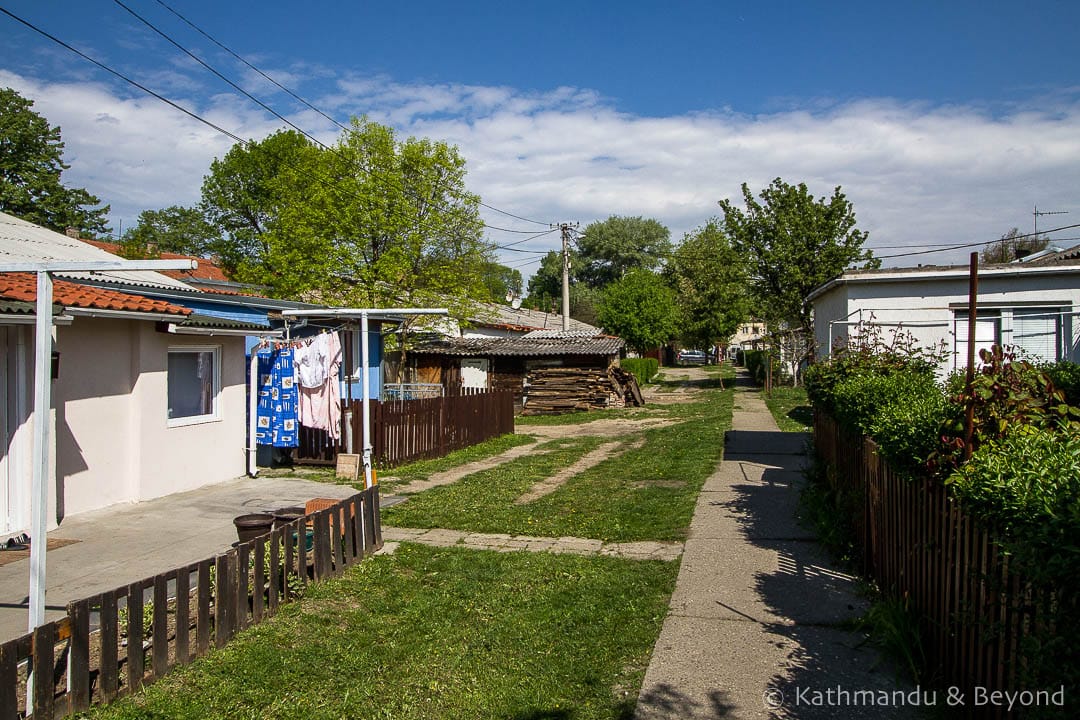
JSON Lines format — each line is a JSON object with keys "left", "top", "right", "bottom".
{"left": 248, "top": 350, "right": 259, "bottom": 477}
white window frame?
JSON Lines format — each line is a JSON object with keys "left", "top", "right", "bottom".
{"left": 167, "top": 345, "right": 222, "bottom": 427}
{"left": 952, "top": 305, "right": 1069, "bottom": 369}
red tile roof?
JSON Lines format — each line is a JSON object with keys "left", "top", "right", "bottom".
{"left": 82, "top": 240, "right": 233, "bottom": 284}
{"left": 0, "top": 273, "right": 191, "bottom": 316}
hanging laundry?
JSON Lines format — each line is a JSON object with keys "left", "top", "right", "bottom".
{"left": 255, "top": 345, "right": 299, "bottom": 447}
{"left": 296, "top": 332, "right": 343, "bottom": 440}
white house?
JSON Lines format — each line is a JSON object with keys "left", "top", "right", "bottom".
{"left": 0, "top": 213, "right": 260, "bottom": 539}
{"left": 807, "top": 258, "right": 1080, "bottom": 372}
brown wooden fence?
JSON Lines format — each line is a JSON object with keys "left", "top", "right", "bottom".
{"left": 0, "top": 489, "right": 381, "bottom": 720}
{"left": 297, "top": 390, "right": 515, "bottom": 468}
{"left": 814, "top": 412, "right": 1044, "bottom": 714}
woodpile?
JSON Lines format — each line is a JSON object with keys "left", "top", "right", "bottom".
{"left": 522, "top": 365, "right": 644, "bottom": 415}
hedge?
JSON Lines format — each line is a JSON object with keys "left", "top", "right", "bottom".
{"left": 620, "top": 357, "right": 659, "bottom": 386}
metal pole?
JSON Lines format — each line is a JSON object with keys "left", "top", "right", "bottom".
{"left": 361, "top": 311, "right": 373, "bottom": 489}
{"left": 247, "top": 350, "right": 259, "bottom": 477}
{"left": 29, "top": 271, "right": 53, "bottom": 631}
{"left": 963, "top": 252, "right": 979, "bottom": 462}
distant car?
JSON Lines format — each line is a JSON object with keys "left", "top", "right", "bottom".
{"left": 677, "top": 349, "right": 708, "bottom": 365}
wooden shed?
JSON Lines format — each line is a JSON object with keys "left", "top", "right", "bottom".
{"left": 407, "top": 330, "right": 640, "bottom": 414}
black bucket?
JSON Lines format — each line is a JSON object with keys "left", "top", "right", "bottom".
{"left": 233, "top": 513, "right": 275, "bottom": 543}
{"left": 272, "top": 506, "right": 306, "bottom": 528}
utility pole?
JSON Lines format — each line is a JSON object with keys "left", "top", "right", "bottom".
{"left": 555, "top": 222, "right": 577, "bottom": 331}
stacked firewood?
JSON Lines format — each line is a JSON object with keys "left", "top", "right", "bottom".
{"left": 522, "top": 366, "right": 644, "bottom": 415}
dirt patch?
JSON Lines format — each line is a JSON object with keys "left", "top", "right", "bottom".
{"left": 523, "top": 417, "right": 675, "bottom": 440}
{"left": 0, "top": 537, "right": 80, "bottom": 567}
{"left": 514, "top": 438, "right": 646, "bottom": 504}
{"left": 394, "top": 441, "right": 544, "bottom": 494}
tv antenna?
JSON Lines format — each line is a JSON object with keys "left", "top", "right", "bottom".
{"left": 1034, "top": 205, "right": 1068, "bottom": 236}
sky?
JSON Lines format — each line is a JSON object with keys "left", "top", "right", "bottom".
{"left": 2, "top": 0, "right": 1080, "bottom": 282}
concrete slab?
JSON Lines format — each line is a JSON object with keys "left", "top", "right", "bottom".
{"left": 0, "top": 475, "right": 359, "bottom": 643}
{"left": 636, "top": 617, "right": 921, "bottom": 720}
{"left": 668, "top": 539, "right": 868, "bottom": 626}
{"left": 689, "top": 486, "right": 814, "bottom": 542}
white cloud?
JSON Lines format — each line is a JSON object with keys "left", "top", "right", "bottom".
{"left": 4, "top": 69, "right": 1080, "bottom": 278}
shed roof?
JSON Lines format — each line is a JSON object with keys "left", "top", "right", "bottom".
{"left": 410, "top": 334, "right": 623, "bottom": 358}
{"left": 0, "top": 212, "right": 194, "bottom": 291}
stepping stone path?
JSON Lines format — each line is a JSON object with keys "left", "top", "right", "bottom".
{"left": 381, "top": 527, "right": 683, "bottom": 561}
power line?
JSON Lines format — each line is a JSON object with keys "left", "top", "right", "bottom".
{"left": 149, "top": 0, "right": 550, "bottom": 230}
{"left": 153, "top": 0, "right": 349, "bottom": 134}
{"left": 492, "top": 228, "right": 557, "bottom": 250}
{"left": 871, "top": 223, "right": 1080, "bottom": 260}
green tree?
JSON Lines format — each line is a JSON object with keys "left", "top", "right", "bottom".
{"left": 201, "top": 129, "right": 313, "bottom": 277}
{"left": 575, "top": 215, "right": 672, "bottom": 288}
{"left": 980, "top": 227, "right": 1049, "bottom": 264}
{"left": 0, "top": 87, "right": 110, "bottom": 235}
{"left": 525, "top": 249, "right": 571, "bottom": 309}
{"left": 118, "top": 205, "right": 223, "bottom": 259}
{"left": 597, "top": 268, "right": 678, "bottom": 353}
{"left": 479, "top": 261, "right": 523, "bottom": 303}
{"left": 669, "top": 220, "right": 750, "bottom": 350}
{"left": 203, "top": 118, "right": 492, "bottom": 321}
{"left": 719, "top": 178, "right": 876, "bottom": 339}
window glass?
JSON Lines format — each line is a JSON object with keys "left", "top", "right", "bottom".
{"left": 1013, "top": 308, "right": 1060, "bottom": 362}
{"left": 954, "top": 311, "right": 1000, "bottom": 369}
{"left": 168, "top": 349, "right": 217, "bottom": 421}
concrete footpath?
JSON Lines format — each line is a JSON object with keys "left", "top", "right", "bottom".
{"left": 635, "top": 372, "right": 920, "bottom": 719}
{"left": 0, "top": 476, "right": 359, "bottom": 643}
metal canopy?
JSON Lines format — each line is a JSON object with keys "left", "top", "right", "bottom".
{"left": 0, "top": 259, "right": 196, "bottom": 632}
{"left": 280, "top": 308, "right": 449, "bottom": 489}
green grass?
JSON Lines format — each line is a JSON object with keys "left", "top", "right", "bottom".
{"left": 377, "top": 433, "right": 536, "bottom": 491}
{"left": 84, "top": 544, "right": 678, "bottom": 720}
{"left": 515, "top": 407, "right": 646, "bottom": 426}
{"left": 384, "top": 389, "right": 733, "bottom": 542}
{"left": 763, "top": 386, "right": 813, "bottom": 432}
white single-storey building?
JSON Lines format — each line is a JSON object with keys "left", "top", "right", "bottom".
{"left": 807, "top": 258, "right": 1080, "bottom": 372}
{"left": 1, "top": 213, "right": 257, "bottom": 539}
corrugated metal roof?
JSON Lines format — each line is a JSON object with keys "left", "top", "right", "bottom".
{"left": 410, "top": 335, "right": 623, "bottom": 357}
{"left": 0, "top": 212, "right": 193, "bottom": 290}
{"left": 471, "top": 302, "right": 600, "bottom": 334}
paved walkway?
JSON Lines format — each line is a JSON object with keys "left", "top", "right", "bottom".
{"left": 0, "top": 476, "right": 358, "bottom": 643}
{"left": 634, "top": 371, "right": 919, "bottom": 719}
{"left": 381, "top": 526, "right": 682, "bottom": 561}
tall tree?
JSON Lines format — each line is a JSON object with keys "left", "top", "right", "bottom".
{"left": 597, "top": 268, "right": 679, "bottom": 353}
{"left": 525, "top": 249, "right": 574, "bottom": 309}
{"left": 478, "top": 261, "right": 523, "bottom": 303}
{"left": 720, "top": 178, "right": 876, "bottom": 340}
{"left": 575, "top": 215, "right": 672, "bottom": 288}
{"left": 980, "top": 227, "right": 1049, "bottom": 264}
{"left": 119, "top": 205, "right": 223, "bottom": 259}
{"left": 668, "top": 220, "right": 751, "bottom": 351}
{"left": 0, "top": 87, "right": 110, "bottom": 235}
{"left": 201, "top": 129, "right": 313, "bottom": 278}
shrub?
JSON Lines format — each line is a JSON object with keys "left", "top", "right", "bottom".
{"left": 1042, "top": 359, "right": 1080, "bottom": 407}
{"left": 744, "top": 350, "right": 787, "bottom": 386}
{"left": 869, "top": 383, "right": 950, "bottom": 478}
{"left": 620, "top": 358, "right": 659, "bottom": 385}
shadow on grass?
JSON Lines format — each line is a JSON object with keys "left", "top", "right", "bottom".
{"left": 786, "top": 406, "right": 814, "bottom": 427}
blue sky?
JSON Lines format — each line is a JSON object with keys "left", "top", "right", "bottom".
{"left": 2, "top": 0, "right": 1080, "bottom": 276}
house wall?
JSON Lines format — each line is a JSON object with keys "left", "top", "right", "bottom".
{"left": 46, "top": 318, "right": 246, "bottom": 526}
{"left": 812, "top": 270, "right": 1080, "bottom": 370}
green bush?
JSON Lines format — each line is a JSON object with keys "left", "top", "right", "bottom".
{"left": 947, "top": 426, "right": 1080, "bottom": 703}
{"left": 869, "top": 385, "right": 949, "bottom": 478}
{"left": 1043, "top": 359, "right": 1080, "bottom": 407}
{"left": 620, "top": 357, "right": 659, "bottom": 385}
{"left": 744, "top": 350, "right": 786, "bottom": 386}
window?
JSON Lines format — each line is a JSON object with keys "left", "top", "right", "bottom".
{"left": 168, "top": 346, "right": 220, "bottom": 425}
{"left": 953, "top": 306, "right": 1067, "bottom": 369}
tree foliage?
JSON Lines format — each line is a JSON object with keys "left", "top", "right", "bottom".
{"left": 668, "top": 220, "right": 750, "bottom": 350}
{"left": 719, "top": 178, "right": 876, "bottom": 337}
{"left": 118, "top": 205, "right": 223, "bottom": 259}
{"left": 575, "top": 215, "right": 671, "bottom": 288}
{"left": 0, "top": 87, "right": 110, "bottom": 236}
{"left": 201, "top": 118, "right": 492, "bottom": 318}
{"left": 479, "top": 261, "right": 523, "bottom": 303}
{"left": 980, "top": 227, "right": 1049, "bottom": 264}
{"left": 597, "top": 268, "right": 678, "bottom": 354}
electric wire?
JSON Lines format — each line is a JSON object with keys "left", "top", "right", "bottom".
{"left": 150, "top": 0, "right": 550, "bottom": 229}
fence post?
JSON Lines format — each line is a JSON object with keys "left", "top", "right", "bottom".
{"left": 68, "top": 599, "right": 91, "bottom": 712}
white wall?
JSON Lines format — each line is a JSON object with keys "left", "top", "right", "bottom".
{"left": 812, "top": 268, "right": 1080, "bottom": 371}
{"left": 45, "top": 318, "right": 246, "bottom": 525}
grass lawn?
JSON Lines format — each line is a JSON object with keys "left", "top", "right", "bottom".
{"left": 376, "top": 433, "right": 536, "bottom": 492}
{"left": 763, "top": 386, "right": 813, "bottom": 432}
{"left": 84, "top": 545, "right": 678, "bottom": 720}
{"left": 383, "top": 388, "right": 733, "bottom": 542}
